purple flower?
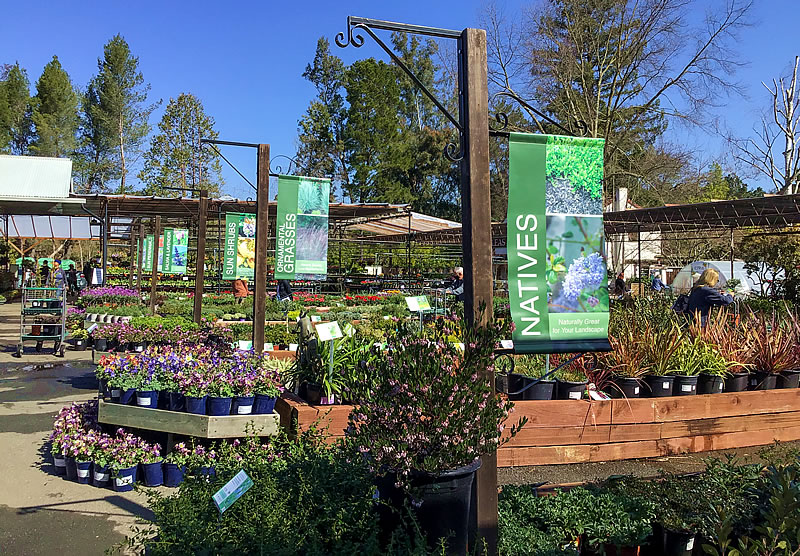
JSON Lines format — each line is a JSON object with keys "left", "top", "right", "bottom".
{"left": 561, "top": 252, "right": 605, "bottom": 301}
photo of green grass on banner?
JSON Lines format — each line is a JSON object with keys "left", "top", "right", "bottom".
{"left": 507, "top": 133, "right": 610, "bottom": 354}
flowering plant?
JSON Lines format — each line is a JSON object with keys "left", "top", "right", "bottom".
{"left": 164, "top": 442, "right": 191, "bottom": 466}
{"left": 78, "top": 286, "right": 140, "bottom": 307}
{"left": 346, "top": 307, "right": 525, "bottom": 486}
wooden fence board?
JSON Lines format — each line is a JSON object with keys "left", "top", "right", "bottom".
{"left": 610, "top": 398, "right": 656, "bottom": 424}
{"left": 509, "top": 399, "right": 612, "bottom": 427}
{"left": 654, "top": 390, "right": 800, "bottom": 422}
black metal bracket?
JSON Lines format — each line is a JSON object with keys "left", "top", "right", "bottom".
{"left": 336, "top": 16, "right": 464, "bottom": 161}
{"left": 269, "top": 154, "right": 300, "bottom": 176}
{"left": 489, "top": 91, "right": 589, "bottom": 138}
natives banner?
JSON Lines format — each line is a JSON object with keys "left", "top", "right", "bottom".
{"left": 275, "top": 175, "right": 330, "bottom": 280}
{"left": 162, "top": 228, "right": 189, "bottom": 274}
{"left": 507, "top": 133, "right": 611, "bottom": 354}
{"left": 222, "top": 213, "right": 256, "bottom": 280}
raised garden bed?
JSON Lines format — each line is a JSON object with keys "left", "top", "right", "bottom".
{"left": 277, "top": 389, "right": 800, "bottom": 465}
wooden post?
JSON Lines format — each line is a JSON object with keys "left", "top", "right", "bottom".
{"left": 253, "top": 144, "right": 270, "bottom": 352}
{"left": 136, "top": 223, "right": 144, "bottom": 296}
{"left": 128, "top": 220, "right": 136, "bottom": 288}
{"left": 730, "top": 227, "right": 735, "bottom": 280}
{"left": 193, "top": 190, "right": 209, "bottom": 324}
{"left": 150, "top": 216, "right": 161, "bottom": 315}
{"left": 459, "top": 27, "right": 496, "bottom": 552}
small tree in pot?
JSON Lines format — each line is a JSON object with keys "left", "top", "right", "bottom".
{"left": 345, "top": 310, "right": 525, "bottom": 554}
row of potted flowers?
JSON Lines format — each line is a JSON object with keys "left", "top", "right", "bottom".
{"left": 77, "top": 286, "right": 141, "bottom": 307}
{"left": 96, "top": 345, "right": 284, "bottom": 416}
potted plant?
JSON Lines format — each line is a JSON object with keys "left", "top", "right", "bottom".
{"left": 136, "top": 371, "right": 162, "bottom": 408}
{"left": 71, "top": 327, "right": 89, "bottom": 351}
{"left": 90, "top": 432, "right": 114, "bottom": 488}
{"left": 140, "top": 441, "right": 164, "bottom": 487}
{"left": 640, "top": 322, "right": 682, "bottom": 397}
{"left": 345, "top": 311, "right": 525, "bottom": 555}
{"left": 107, "top": 362, "right": 140, "bottom": 405}
{"left": 186, "top": 444, "right": 217, "bottom": 479}
{"left": 603, "top": 328, "right": 648, "bottom": 398}
{"left": 178, "top": 370, "right": 208, "bottom": 415}
{"left": 508, "top": 355, "right": 555, "bottom": 401}
{"left": 551, "top": 354, "right": 590, "bottom": 400}
{"left": 109, "top": 430, "right": 141, "bottom": 492}
{"left": 697, "top": 312, "right": 751, "bottom": 392}
{"left": 744, "top": 313, "right": 794, "bottom": 390}
{"left": 163, "top": 443, "right": 190, "bottom": 487}
{"left": 206, "top": 371, "right": 234, "bottom": 416}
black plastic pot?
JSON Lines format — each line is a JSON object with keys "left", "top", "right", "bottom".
{"left": 73, "top": 339, "right": 87, "bottom": 351}
{"left": 723, "top": 372, "right": 749, "bottom": 392}
{"left": 696, "top": 373, "right": 724, "bottom": 395}
{"left": 663, "top": 528, "right": 696, "bottom": 556}
{"left": 507, "top": 374, "right": 554, "bottom": 401}
{"left": 167, "top": 392, "right": 185, "bottom": 411}
{"left": 643, "top": 375, "right": 674, "bottom": 397}
{"left": 749, "top": 371, "right": 778, "bottom": 391}
{"left": 495, "top": 374, "right": 510, "bottom": 395}
{"left": 556, "top": 379, "right": 587, "bottom": 400}
{"left": 607, "top": 377, "right": 642, "bottom": 399}
{"left": 377, "top": 459, "right": 480, "bottom": 556}
{"left": 305, "top": 383, "right": 322, "bottom": 405}
{"left": 778, "top": 369, "right": 800, "bottom": 389}
{"left": 672, "top": 375, "right": 698, "bottom": 396}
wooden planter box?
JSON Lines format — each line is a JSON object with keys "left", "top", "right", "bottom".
{"left": 275, "top": 393, "right": 353, "bottom": 442}
{"left": 499, "top": 389, "right": 800, "bottom": 467}
{"left": 97, "top": 400, "right": 279, "bottom": 439}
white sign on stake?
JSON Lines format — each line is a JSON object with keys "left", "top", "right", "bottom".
{"left": 315, "top": 321, "right": 343, "bottom": 342}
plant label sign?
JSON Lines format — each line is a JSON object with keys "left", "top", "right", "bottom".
{"left": 315, "top": 321, "right": 342, "bottom": 342}
{"left": 506, "top": 133, "right": 611, "bottom": 354}
{"left": 213, "top": 469, "right": 254, "bottom": 514}
{"left": 405, "top": 295, "right": 431, "bottom": 312}
{"left": 275, "top": 175, "right": 331, "bottom": 281}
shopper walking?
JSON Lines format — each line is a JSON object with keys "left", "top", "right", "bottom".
{"left": 686, "top": 268, "right": 734, "bottom": 327}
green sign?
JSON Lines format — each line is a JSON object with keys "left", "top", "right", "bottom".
{"left": 507, "top": 133, "right": 610, "bottom": 354}
{"left": 223, "top": 213, "right": 256, "bottom": 279}
{"left": 275, "top": 175, "right": 330, "bottom": 280}
{"left": 142, "top": 234, "right": 164, "bottom": 273}
{"left": 162, "top": 228, "right": 189, "bottom": 274}
{"left": 212, "top": 469, "right": 254, "bottom": 514}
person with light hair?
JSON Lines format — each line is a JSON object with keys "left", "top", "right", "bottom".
{"left": 446, "top": 266, "right": 465, "bottom": 302}
{"left": 686, "top": 268, "right": 734, "bottom": 326}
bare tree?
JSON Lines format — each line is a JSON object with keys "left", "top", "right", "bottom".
{"left": 732, "top": 56, "right": 800, "bottom": 194}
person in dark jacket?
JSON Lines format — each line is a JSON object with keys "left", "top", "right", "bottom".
{"left": 614, "top": 272, "right": 628, "bottom": 296}
{"left": 277, "top": 279, "right": 294, "bottom": 302}
{"left": 686, "top": 268, "right": 734, "bottom": 326}
{"left": 67, "top": 264, "right": 78, "bottom": 295}
{"left": 83, "top": 261, "right": 93, "bottom": 289}
{"left": 40, "top": 261, "right": 50, "bottom": 285}
{"left": 445, "top": 267, "right": 465, "bottom": 302}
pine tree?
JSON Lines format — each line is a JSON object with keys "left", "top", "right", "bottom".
{"left": 91, "top": 35, "right": 157, "bottom": 192}
{"left": 0, "top": 63, "right": 33, "bottom": 154}
{"left": 139, "top": 93, "right": 223, "bottom": 197}
{"left": 30, "top": 56, "right": 78, "bottom": 157}
{"left": 74, "top": 76, "right": 118, "bottom": 192}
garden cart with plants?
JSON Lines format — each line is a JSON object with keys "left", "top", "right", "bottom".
{"left": 16, "top": 286, "right": 67, "bottom": 357}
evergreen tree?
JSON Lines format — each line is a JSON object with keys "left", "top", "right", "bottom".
{"left": 0, "top": 63, "right": 33, "bottom": 154}
{"left": 74, "top": 76, "right": 118, "bottom": 192}
{"left": 139, "top": 93, "right": 223, "bottom": 197}
{"left": 90, "top": 35, "right": 157, "bottom": 192}
{"left": 30, "top": 56, "right": 78, "bottom": 157}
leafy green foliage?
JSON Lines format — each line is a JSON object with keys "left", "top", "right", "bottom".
{"left": 545, "top": 136, "right": 604, "bottom": 200}
{"left": 0, "top": 63, "right": 33, "bottom": 154}
{"left": 30, "top": 55, "right": 78, "bottom": 157}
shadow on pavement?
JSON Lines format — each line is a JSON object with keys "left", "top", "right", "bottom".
{"left": 56, "top": 372, "right": 98, "bottom": 391}
{"left": 16, "top": 495, "right": 155, "bottom": 522}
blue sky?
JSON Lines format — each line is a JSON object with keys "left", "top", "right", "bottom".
{"left": 1, "top": 0, "right": 797, "bottom": 199}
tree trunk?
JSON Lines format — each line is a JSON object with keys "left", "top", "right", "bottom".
{"left": 119, "top": 115, "right": 126, "bottom": 192}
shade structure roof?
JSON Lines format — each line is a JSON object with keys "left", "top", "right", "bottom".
{"left": 0, "top": 155, "right": 85, "bottom": 215}
{"left": 79, "top": 194, "right": 409, "bottom": 223}
{"left": 3, "top": 215, "right": 94, "bottom": 240}
{"left": 603, "top": 194, "right": 800, "bottom": 234}
{"left": 345, "top": 211, "right": 461, "bottom": 236}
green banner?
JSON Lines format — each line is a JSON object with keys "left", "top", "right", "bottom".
{"left": 162, "top": 228, "right": 188, "bottom": 274}
{"left": 275, "top": 175, "right": 330, "bottom": 280}
{"left": 507, "top": 133, "right": 610, "bottom": 354}
{"left": 142, "top": 235, "right": 152, "bottom": 272}
{"left": 223, "top": 213, "right": 256, "bottom": 280}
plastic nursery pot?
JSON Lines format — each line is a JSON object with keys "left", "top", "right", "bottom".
{"left": 73, "top": 339, "right": 86, "bottom": 351}
{"left": 135, "top": 390, "right": 158, "bottom": 408}
{"left": 607, "top": 377, "right": 641, "bottom": 399}
{"left": 305, "top": 383, "right": 323, "bottom": 405}
{"left": 118, "top": 388, "right": 136, "bottom": 405}
{"left": 207, "top": 396, "right": 232, "bottom": 416}
{"left": 696, "top": 373, "right": 724, "bottom": 395}
{"left": 643, "top": 375, "right": 674, "bottom": 397}
{"left": 252, "top": 394, "right": 277, "bottom": 415}
{"left": 65, "top": 456, "right": 78, "bottom": 480}
{"left": 749, "top": 371, "right": 778, "bottom": 391}
{"left": 185, "top": 395, "right": 207, "bottom": 415}
{"left": 556, "top": 379, "right": 588, "bottom": 400}
{"left": 671, "top": 375, "right": 698, "bottom": 396}
{"left": 663, "top": 528, "right": 696, "bottom": 556}
{"left": 777, "top": 369, "right": 800, "bottom": 389}
{"left": 167, "top": 391, "right": 185, "bottom": 412}
{"left": 92, "top": 463, "right": 110, "bottom": 487}
{"left": 495, "top": 374, "right": 510, "bottom": 395}
{"left": 408, "top": 459, "right": 481, "bottom": 555}
{"left": 198, "top": 466, "right": 216, "bottom": 479}
{"left": 507, "top": 373, "right": 554, "bottom": 401}
{"left": 232, "top": 395, "right": 255, "bottom": 415}
{"left": 141, "top": 462, "right": 164, "bottom": 487}
{"left": 113, "top": 466, "right": 137, "bottom": 492}
{"left": 163, "top": 463, "right": 186, "bottom": 487}
{"left": 53, "top": 453, "right": 67, "bottom": 475}
{"left": 76, "top": 460, "right": 92, "bottom": 484}
{"left": 724, "top": 372, "right": 749, "bottom": 392}
{"left": 93, "top": 338, "right": 108, "bottom": 352}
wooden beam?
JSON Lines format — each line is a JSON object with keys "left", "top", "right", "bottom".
{"left": 128, "top": 219, "right": 136, "bottom": 288}
{"left": 459, "top": 27, "right": 496, "bottom": 553}
{"left": 136, "top": 223, "right": 144, "bottom": 296}
{"left": 253, "top": 144, "right": 270, "bottom": 352}
{"left": 193, "top": 190, "right": 209, "bottom": 324}
{"left": 150, "top": 216, "right": 161, "bottom": 315}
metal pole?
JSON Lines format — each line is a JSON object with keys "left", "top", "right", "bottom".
{"left": 150, "top": 216, "right": 161, "bottom": 315}
{"left": 102, "top": 199, "right": 108, "bottom": 285}
{"left": 193, "top": 190, "right": 209, "bottom": 324}
{"left": 253, "top": 144, "right": 270, "bottom": 352}
{"left": 730, "top": 227, "right": 735, "bottom": 280}
{"left": 128, "top": 219, "right": 136, "bottom": 289}
{"left": 637, "top": 226, "right": 642, "bottom": 290}
{"left": 459, "top": 27, "right": 497, "bottom": 553}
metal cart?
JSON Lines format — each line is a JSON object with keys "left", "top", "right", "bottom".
{"left": 17, "top": 286, "right": 66, "bottom": 357}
